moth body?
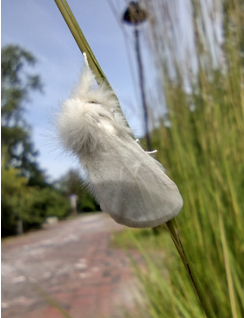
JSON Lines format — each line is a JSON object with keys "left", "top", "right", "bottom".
{"left": 56, "top": 57, "right": 183, "bottom": 228}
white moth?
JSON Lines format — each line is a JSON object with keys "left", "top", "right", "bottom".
{"left": 56, "top": 54, "right": 183, "bottom": 228}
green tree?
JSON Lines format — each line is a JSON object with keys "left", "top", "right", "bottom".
{"left": 22, "top": 187, "right": 69, "bottom": 230}
{"left": 1, "top": 45, "right": 46, "bottom": 185}
{"left": 1, "top": 45, "right": 70, "bottom": 237}
{"left": 1, "top": 156, "right": 29, "bottom": 236}
{"left": 1, "top": 160, "right": 69, "bottom": 236}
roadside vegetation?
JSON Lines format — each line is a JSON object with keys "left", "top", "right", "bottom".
{"left": 111, "top": 0, "right": 244, "bottom": 317}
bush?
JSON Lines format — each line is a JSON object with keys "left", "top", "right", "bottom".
{"left": 1, "top": 166, "right": 70, "bottom": 236}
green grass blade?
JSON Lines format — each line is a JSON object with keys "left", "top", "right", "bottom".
{"left": 54, "top": 0, "right": 116, "bottom": 92}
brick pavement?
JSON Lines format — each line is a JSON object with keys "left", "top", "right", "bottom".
{"left": 1, "top": 213, "right": 144, "bottom": 318}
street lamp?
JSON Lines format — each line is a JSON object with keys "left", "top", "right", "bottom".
{"left": 122, "top": 1, "right": 151, "bottom": 150}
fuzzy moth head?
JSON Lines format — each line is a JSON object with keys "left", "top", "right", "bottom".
{"left": 72, "top": 56, "right": 119, "bottom": 112}
{"left": 56, "top": 54, "right": 132, "bottom": 157}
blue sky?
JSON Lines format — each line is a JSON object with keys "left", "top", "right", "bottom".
{"left": 2, "top": 1, "right": 223, "bottom": 181}
{"left": 2, "top": 0, "right": 147, "bottom": 181}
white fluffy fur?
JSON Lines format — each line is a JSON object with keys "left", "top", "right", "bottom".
{"left": 57, "top": 64, "right": 132, "bottom": 155}
{"left": 56, "top": 57, "right": 183, "bottom": 228}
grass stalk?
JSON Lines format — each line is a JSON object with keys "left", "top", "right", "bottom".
{"left": 54, "top": 0, "right": 114, "bottom": 91}
{"left": 166, "top": 220, "right": 216, "bottom": 318}
{"left": 30, "top": 280, "right": 72, "bottom": 318}
{"left": 218, "top": 210, "right": 238, "bottom": 318}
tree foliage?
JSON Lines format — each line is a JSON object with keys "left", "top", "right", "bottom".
{"left": 1, "top": 161, "right": 69, "bottom": 236}
{"left": 1, "top": 45, "right": 70, "bottom": 237}
{"left": 1, "top": 45, "right": 43, "bottom": 181}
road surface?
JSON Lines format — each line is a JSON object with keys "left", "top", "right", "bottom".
{"left": 2, "top": 213, "right": 143, "bottom": 318}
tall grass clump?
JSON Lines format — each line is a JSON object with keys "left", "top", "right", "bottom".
{"left": 129, "top": 0, "right": 244, "bottom": 317}
{"left": 53, "top": 0, "right": 243, "bottom": 316}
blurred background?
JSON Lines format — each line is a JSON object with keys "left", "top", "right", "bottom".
{"left": 2, "top": 0, "right": 244, "bottom": 317}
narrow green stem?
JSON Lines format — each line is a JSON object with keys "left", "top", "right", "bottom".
{"left": 166, "top": 220, "right": 216, "bottom": 318}
{"left": 54, "top": 0, "right": 112, "bottom": 90}
{"left": 54, "top": 0, "right": 131, "bottom": 128}
{"left": 30, "top": 280, "right": 72, "bottom": 318}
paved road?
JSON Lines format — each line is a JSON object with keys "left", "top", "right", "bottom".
{"left": 2, "top": 213, "right": 143, "bottom": 318}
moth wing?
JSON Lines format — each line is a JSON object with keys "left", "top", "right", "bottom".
{"left": 87, "top": 138, "right": 183, "bottom": 228}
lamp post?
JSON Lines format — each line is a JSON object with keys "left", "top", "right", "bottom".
{"left": 123, "top": 1, "right": 151, "bottom": 151}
